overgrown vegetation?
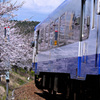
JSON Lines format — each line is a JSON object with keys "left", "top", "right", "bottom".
{"left": 17, "top": 78, "right": 25, "bottom": 85}
{"left": 12, "top": 67, "right": 35, "bottom": 77}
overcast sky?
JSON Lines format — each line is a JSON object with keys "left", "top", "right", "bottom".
{"left": 13, "top": 0, "right": 65, "bottom": 22}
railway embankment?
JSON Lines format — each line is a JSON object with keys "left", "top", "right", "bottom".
{"left": 0, "top": 67, "right": 34, "bottom": 100}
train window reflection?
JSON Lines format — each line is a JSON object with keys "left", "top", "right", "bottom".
{"left": 38, "top": 11, "right": 90, "bottom": 52}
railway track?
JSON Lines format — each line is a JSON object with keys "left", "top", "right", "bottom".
{"left": 14, "top": 80, "right": 67, "bottom": 100}
{"left": 13, "top": 78, "right": 100, "bottom": 100}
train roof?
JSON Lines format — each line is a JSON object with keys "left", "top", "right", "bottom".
{"left": 35, "top": 0, "right": 81, "bottom": 31}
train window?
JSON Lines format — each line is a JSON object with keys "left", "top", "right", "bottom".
{"left": 75, "top": 16, "right": 80, "bottom": 25}
{"left": 38, "top": 14, "right": 90, "bottom": 52}
{"left": 66, "top": 12, "right": 80, "bottom": 44}
{"left": 45, "top": 25, "right": 49, "bottom": 50}
{"left": 50, "top": 22, "right": 54, "bottom": 33}
{"left": 49, "top": 22, "right": 54, "bottom": 48}
{"left": 82, "top": 16, "right": 90, "bottom": 40}
{"left": 38, "top": 28, "right": 45, "bottom": 51}
{"left": 87, "top": 16, "right": 90, "bottom": 26}
{"left": 38, "top": 30, "right": 41, "bottom": 51}
{"left": 54, "top": 18, "right": 59, "bottom": 31}
{"left": 59, "top": 13, "right": 66, "bottom": 46}
{"left": 60, "top": 14, "right": 65, "bottom": 34}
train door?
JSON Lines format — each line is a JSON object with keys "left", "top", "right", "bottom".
{"left": 80, "top": 0, "right": 98, "bottom": 77}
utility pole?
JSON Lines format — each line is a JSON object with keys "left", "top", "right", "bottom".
{"left": 4, "top": 26, "right": 10, "bottom": 100}
{"left": 0, "top": 25, "right": 11, "bottom": 100}
{"left": 5, "top": 71, "right": 9, "bottom": 100}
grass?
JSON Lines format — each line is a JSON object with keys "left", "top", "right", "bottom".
{"left": 12, "top": 67, "right": 35, "bottom": 77}
{"left": 3, "top": 95, "right": 6, "bottom": 100}
{"left": 20, "top": 67, "right": 26, "bottom": 73}
{"left": 28, "top": 70, "right": 34, "bottom": 76}
{"left": 17, "top": 78, "right": 25, "bottom": 85}
{"left": 0, "top": 94, "right": 6, "bottom": 100}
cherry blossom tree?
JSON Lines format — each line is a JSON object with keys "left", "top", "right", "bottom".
{"left": 0, "top": 0, "right": 24, "bottom": 28}
{"left": 0, "top": 0, "right": 37, "bottom": 71}
{"left": 0, "top": 0, "right": 25, "bottom": 69}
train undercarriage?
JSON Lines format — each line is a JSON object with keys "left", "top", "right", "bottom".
{"left": 35, "top": 72, "right": 100, "bottom": 100}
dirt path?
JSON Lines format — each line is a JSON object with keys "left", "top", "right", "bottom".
{"left": 14, "top": 81, "right": 45, "bottom": 100}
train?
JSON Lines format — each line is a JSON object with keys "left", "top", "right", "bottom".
{"left": 32, "top": 0, "right": 100, "bottom": 99}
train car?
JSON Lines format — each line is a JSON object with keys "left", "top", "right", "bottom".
{"left": 32, "top": 0, "right": 100, "bottom": 99}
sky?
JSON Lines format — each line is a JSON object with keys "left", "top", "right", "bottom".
{"left": 13, "top": 0, "right": 65, "bottom": 22}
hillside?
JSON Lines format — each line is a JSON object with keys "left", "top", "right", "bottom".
{"left": 12, "top": 20, "right": 39, "bottom": 35}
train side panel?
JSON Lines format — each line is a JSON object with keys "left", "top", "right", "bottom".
{"left": 36, "top": 0, "right": 98, "bottom": 79}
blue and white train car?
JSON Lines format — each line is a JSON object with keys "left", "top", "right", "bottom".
{"left": 32, "top": 0, "right": 100, "bottom": 99}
